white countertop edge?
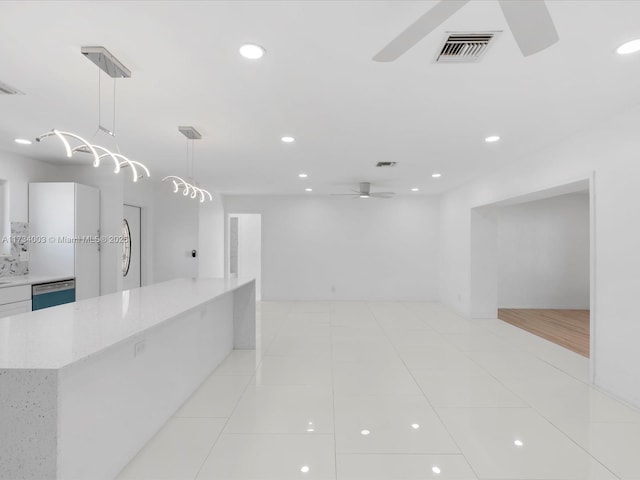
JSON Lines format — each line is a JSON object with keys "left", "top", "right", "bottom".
{"left": 0, "top": 274, "right": 76, "bottom": 288}
{"left": 0, "top": 277, "right": 255, "bottom": 370}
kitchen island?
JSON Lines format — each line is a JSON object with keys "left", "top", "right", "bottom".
{"left": 0, "top": 277, "right": 256, "bottom": 480}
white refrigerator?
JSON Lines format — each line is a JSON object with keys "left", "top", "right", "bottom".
{"left": 29, "top": 182, "right": 100, "bottom": 300}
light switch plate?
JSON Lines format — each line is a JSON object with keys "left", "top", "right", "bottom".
{"left": 19, "top": 251, "right": 28, "bottom": 262}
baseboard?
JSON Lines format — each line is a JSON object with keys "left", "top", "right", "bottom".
{"left": 498, "top": 305, "right": 590, "bottom": 310}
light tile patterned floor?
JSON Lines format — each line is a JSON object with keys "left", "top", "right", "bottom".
{"left": 116, "top": 302, "right": 640, "bottom": 480}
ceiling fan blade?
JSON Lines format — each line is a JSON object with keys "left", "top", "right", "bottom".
{"left": 370, "top": 193, "right": 395, "bottom": 198}
{"left": 373, "top": 0, "right": 470, "bottom": 62}
{"left": 372, "top": 192, "right": 395, "bottom": 196}
{"left": 498, "top": 0, "right": 558, "bottom": 57}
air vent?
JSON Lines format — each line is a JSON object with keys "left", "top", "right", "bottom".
{"left": 0, "top": 80, "right": 24, "bottom": 95}
{"left": 376, "top": 161, "right": 397, "bottom": 167}
{"left": 436, "top": 32, "right": 497, "bottom": 63}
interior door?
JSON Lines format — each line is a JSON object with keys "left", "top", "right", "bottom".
{"left": 123, "top": 205, "right": 141, "bottom": 290}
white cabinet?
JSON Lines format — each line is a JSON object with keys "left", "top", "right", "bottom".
{"left": 0, "top": 284, "right": 32, "bottom": 318}
{"left": 29, "top": 183, "right": 100, "bottom": 300}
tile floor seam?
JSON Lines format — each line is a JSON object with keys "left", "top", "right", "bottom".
{"left": 366, "top": 301, "right": 483, "bottom": 480}
{"left": 528, "top": 406, "right": 624, "bottom": 479}
{"left": 116, "top": 302, "right": 640, "bottom": 480}
{"left": 330, "top": 305, "right": 340, "bottom": 480}
{"left": 191, "top": 345, "right": 264, "bottom": 479}
{"left": 438, "top": 317, "right": 623, "bottom": 480}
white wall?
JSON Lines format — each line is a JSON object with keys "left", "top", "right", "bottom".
{"left": 497, "top": 194, "right": 589, "bottom": 309}
{"left": 438, "top": 104, "right": 640, "bottom": 409}
{"left": 470, "top": 208, "right": 498, "bottom": 318}
{"left": 152, "top": 182, "right": 200, "bottom": 282}
{"left": 223, "top": 195, "right": 439, "bottom": 301}
{"left": 199, "top": 193, "right": 225, "bottom": 278}
{"left": 228, "top": 214, "right": 262, "bottom": 300}
{"left": 0, "top": 151, "right": 57, "bottom": 222}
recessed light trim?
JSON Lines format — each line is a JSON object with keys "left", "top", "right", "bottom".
{"left": 281, "top": 136, "right": 295, "bottom": 143}
{"left": 617, "top": 38, "right": 640, "bottom": 55}
{"left": 432, "top": 173, "right": 442, "bottom": 178}
{"left": 411, "top": 188, "right": 419, "bottom": 192}
{"left": 14, "top": 138, "right": 32, "bottom": 145}
{"left": 485, "top": 135, "right": 500, "bottom": 143}
{"left": 360, "top": 429, "right": 371, "bottom": 435}
{"left": 432, "top": 466, "right": 441, "bottom": 474}
{"left": 298, "top": 173, "right": 308, "bottom": 178}
{"left": 239, "top": 43, "right": 265, "bottom": 59}
{"left": 305, "top": 188, "right": 313, "bottom": 192}
{"left": 514, "top": 439, "right": 524, "bottom": 447}
{"left": 300, "top": 465, "right": 310, "bottom": 473}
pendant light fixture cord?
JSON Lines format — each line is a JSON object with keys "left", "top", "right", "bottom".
{"left": 96, "top": 68, "right": 101, "bottom": 139}
{"left": 113, "top": 76, "right": 117, "bottom": 138}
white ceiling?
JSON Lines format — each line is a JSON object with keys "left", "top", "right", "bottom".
{"left": 1, "top": 0, "right": 640, "bottom": 196}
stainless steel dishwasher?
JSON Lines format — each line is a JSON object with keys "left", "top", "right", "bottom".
{"left": 31, "top": 279, "right": 76, "bottom": 311}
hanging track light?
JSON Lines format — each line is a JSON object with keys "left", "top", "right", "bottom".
{"left": 36, "top": 129, "right": 150, "bottom": 181}
{"left": 34, "top": 47, "right": 150, "bottom": 182}
{"left": 162, "top": 126, "right": 213, "bottom": 202}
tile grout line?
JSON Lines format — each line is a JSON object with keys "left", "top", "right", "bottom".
{"left": 378, "top": 302, "right": 483, "bottom": 480}
{"left": 191, "top": 303, "right": 268, "bottom": 480}
{"left": 435, "top": 313, "right": 622, "bottom": 479}
{"left": 329, "top": 303, "right": 339, "bottom": 480}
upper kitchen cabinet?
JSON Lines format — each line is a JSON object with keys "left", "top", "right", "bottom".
{"left": 29, "top": 182, "right": 100, "bottom": 300}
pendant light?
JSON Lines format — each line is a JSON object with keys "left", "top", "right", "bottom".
{"left": 162, "top": 126, "right": 213, "bottom": 202}
{"left": 35, "top": 46, "right": 150, "bottom": 182}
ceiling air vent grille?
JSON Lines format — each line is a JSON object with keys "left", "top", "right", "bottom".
{"left": 376, "top": 161, "right": 397, "bottom": 167}
{"left": 0, "top": 80, "right": 24, "bottom": 95}
{"left": 436, "top": 32, "right": 496, "bottom": 63}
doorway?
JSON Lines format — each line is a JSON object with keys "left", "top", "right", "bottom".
{"left": 469, "top": 177, "right": 595, "bottom": 376}
{"left": 228, "top": 214, "right": 262, "bottom": 300}
{"left": 123, "top": 204, "right": 142, "bottom": 290}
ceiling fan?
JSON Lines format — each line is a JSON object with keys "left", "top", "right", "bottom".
{"left": 373, "top": 0, "right": 559, "bottom": 62}
{"left": 332, "top": 182, "right": 395, "bottom": 199}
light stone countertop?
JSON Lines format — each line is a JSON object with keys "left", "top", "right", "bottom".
{"left": 0, "top": 277, "right": 254, "bottom": 370}
{"left": 0, "top": 274, "right": 75, "bottom": 288}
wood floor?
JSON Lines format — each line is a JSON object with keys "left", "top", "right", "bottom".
{"left": 497, "top": 308, "right": 590, "bottom": 357}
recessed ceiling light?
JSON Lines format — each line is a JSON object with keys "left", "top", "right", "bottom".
{"left": 359, "top": 195, "right": 370, "bottom": 198}
{"left": 617, "top": 38, "right": 640, "bottom": 55}
{"left": 14, "top": 138, "right": 32, "bottom": 145}
{"left": 411, "top": 423, "right": 420, "bottom": 429}
{"left": 305, "top": 188, "right": 313, "bottom": 192}
{"left": 298, "top": 173, "right": 308, "bottom": 178}
{"left": 485, "top": 135, "right": 500, "bottom": 143}
{"left": 239, "top": 43, "right": 265, "bottom": 59}
{"left": 514, "top": 439, "right": 524, "bottom": 447}
{"left": 411, "top": 188, "right": 419, "bottom": 192}
{"left": 281, "top": 136, "right": 295, "bottom": 143}
{"left": 300, "top": 465, "right": 310, "bottom": 473}
{"left": 432, "top": 466, "right": 441, "bottom": 474}
{"left": 360, "top": 429, "right": 371, "bottom": 435}
{"left": 432, "top": 173, "right": 442, "bottom": 178}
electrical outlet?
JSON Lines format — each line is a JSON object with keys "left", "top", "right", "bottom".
{"left": 134, "top": 340, "right": 146, "bottom": 357}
